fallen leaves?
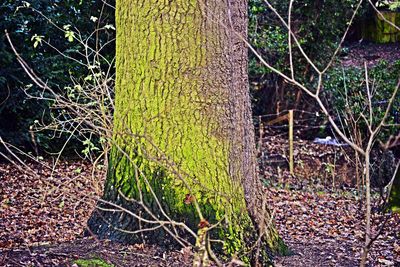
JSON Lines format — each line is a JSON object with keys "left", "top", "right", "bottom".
{"left": 0, "top": 152, "right": 399, "bottom": 266}
{"left": 0, "top": 238, "right": 193, "bottom": 267}
{"left": 0, "top": 159, "right": 104, "bottom": 250}
{"left": 198, "top": 219, "right": 210, "bottom": 229}
{"left": 268, "top": 186, "right": 400, "bottom": 266}
{"left": 340, "top": 43, "right": 400, "bottom": 68}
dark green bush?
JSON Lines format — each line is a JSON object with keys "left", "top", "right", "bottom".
{"left": 323, "top": 60, "right": 400, "bottom": 141}
{"left": 0, "top": 0, "right": 115, "bottom": 154}
{"left": 248, "top": 0, "right": 368, "bottom": 115}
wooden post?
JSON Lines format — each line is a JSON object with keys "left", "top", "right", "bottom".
{"left": 289, "top": 110, "right": 294, "bottom": 175}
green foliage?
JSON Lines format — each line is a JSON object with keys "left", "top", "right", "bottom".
{"left": 376, "top": 0, "right": 400, "bottom": 11}
{"left": 323, "top": 60, "right": 400, "bottom": 141}
{"left": 74, "top": 258, "right": 114, "bottom": 267}
{"left": 0, "top": 0, "right": 115, "bottom": 153}
{"left": 248, "top": 0, "right": 368, "bottom": 114}
{"left": 249, "top": 0, "right": 366, "bottom": 68}
{"left": 389, "top": 2, "right": 400, "bottom": 11}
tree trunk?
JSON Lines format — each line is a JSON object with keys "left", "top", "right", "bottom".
{"left": 87, "top": 0, "right": 286, "bottom": 263}
{"left": 388, "top": 163, "right": 400, "bottom": 213}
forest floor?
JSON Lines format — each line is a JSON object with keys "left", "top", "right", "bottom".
{"left": 0, "top": 41, "right": 399, "bottom": 267}
{"left": 270, "top": 187, "right": 399, "bottom": 266}
{"left": 0, "top": 140, "right": 399, "bottom": 266}
{"left": 341, "top": 42, "right": 400, "bottom": 67}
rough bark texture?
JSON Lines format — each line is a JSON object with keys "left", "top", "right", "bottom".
{"left": 87, "top": 0, "right": 286, "bottom": 262}
{"left": 363, "top": 11, "right": 400, "bottom": 43}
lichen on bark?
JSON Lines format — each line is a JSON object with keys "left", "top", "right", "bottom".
{"left": 363, "top": 11, "right": 400, "bottom": 43}
{"left": 87, "top": 0, "right": 286, "bottom": 263}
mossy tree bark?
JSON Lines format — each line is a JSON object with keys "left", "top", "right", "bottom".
{"left": 388, "top": 164, "right": 400, "bottom": 213}
{"left": 363, "top": 11, "right": 400, "bottom": 43}
{"left": 87, "top": 0, "right": 286, "bottom": 263}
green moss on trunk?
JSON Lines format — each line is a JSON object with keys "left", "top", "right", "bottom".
{"left": 88, "top": 0, "right": 285, "bottom": 263}
{"left": 363, "top": 11, "right": 400, "bottom": 43}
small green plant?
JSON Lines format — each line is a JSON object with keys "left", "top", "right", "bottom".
{"left": 74, "top": 258, "right": 114, "bottom": 267}
{"left": 30, "top": 34, "right": 44, "bottom": 48}
{"left": 323, "top": 162, "right": 335, "bottom": 174}
{"left": 73, "top": 167, "right": 82, "bottom": 174}
{"left": 323, "top": 161, "right": 336, "bottom": 189}
{"left": 81, "top": 138, "right": 100, "bottom": 157}
{"left": 63, "top": 25, "right": 75, "bottom": 42}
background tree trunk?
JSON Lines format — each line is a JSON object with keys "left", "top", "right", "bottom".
{"left": 388, "top": 165, "right": 400, "bottom": 212}
{"left": 87, "top": 0, "right": 286, "bottom": 262}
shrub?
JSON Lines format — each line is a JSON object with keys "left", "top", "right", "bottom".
{"left": 323, "top": 60, "right": 400, "bottom": 141}
{"left": 248, "top": 0, "right": 368, "bottom": 115}
{"left": 0, "top": 0, "right": 115, "bottom": 154}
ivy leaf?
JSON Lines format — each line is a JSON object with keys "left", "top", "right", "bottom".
{"left": 65, "top": 31, "right": 75, "bottom": 42}
{"left": 31, "top": 34, "right": 44, "bottom": 48}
